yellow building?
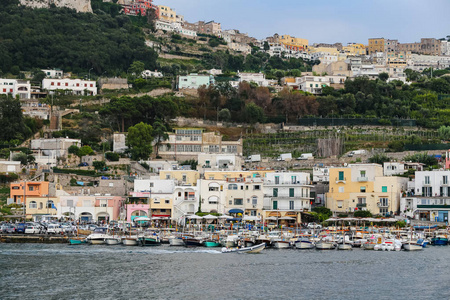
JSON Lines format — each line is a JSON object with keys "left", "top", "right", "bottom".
{"left": 326, "top": 164, "right": 408, "bottom": 216}
{"left": 26, "top": 196, "right": 58, "bottom": 220}
{"left": 342, "top": 43, "right": 366, "bottom": 56}
{"left": 159, "top": 170, "right": 200, "bottom": 186}
{"left": 158, "top": 5, "right": 177, "bottom": 23}
{"left": 279, "top": 35, "right": 309, "bottom": 51}
{"left": 204, "top": 170, "right": 273, "bottom": 181}
{"left": 309, "top": 47, "right": 340, "bottom": 56}
{"left": 368, "top": 38, "right": 385, "bottom": 54}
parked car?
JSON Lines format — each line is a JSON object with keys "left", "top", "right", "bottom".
{"left": 46, "top": 224, "right": 62, "bottom": 234}
{"left": 4, "top": 224, "right": 16, "bottom": 234}
{"left": 307, "top": 223, "right": 322, "bottom": 229}
{"left": 16, "top": 223, "right": 27, "bottom": 234}
{"left": 25, "top": 226, "right": 41, "bottom": 234}
{"left": 78, "top": 162, "right": 88, "bottom": 167}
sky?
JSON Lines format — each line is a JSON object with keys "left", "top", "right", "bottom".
{"left": 155, "top": 0, "right": 450, "bottom": 44}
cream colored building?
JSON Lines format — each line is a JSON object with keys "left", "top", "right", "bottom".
{"left": 159, "top": 170, "right": 200, "bottom": 186}
{"left": 342, "top": 43, "right": 366, "bottom": 56}
{"left": 279, "top": 35, "right": 309, "bottom": 51}
{"left": 368, "top": 38, "right": 385, "bottom": 54}
{"left": 312, "top": 61, "right": 351, "bottom": 77}
{"left": 158, "top": 5, "right": 176, "bottom": 23}
{"left": 326, "top": 164, "right": 408, "bottom": 216}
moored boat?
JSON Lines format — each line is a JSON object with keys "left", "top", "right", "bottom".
{"left": 203, "top": 240, "right": 222, "bottom": 247}
{"left": 69, "top": 238, "right": 87, "bottom": 245}
{"left": 272, "top": 240, "right": 290, "bottom": 249}
{"left": 221, "top": 243, "right": 265, "bottom": 254}
{"left": 87, "top": 227, "right": 108, "bottom": 245}
{"left": 105, "top": 236, "right": 122, "bottom": 245}
{"left": 315, "top": 241, "right": 336, "bottom": 250}
{"left": 294, "top": 239, "right": 315, "bottom": 249}
{"left": 403, "top": 242, "right": 423, "bottom": 251}
{"left": 138, "top": 235, "right": 161, "bottom": 246}
{"left": 337, "top": 243, "right": 352, "bottom": 250}
{"left": 122, "top": 237, "right": 138, "bottom": 246}
{"left": 168, "top": 236, "right": 185, "bottom": 246}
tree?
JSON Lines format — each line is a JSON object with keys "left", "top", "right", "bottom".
{"left": 368, "top": 153, "right": 390, "bottom": 164}
{"left": 403, "top": 152, "right": 438, "bottom": 167}
{"left": 354, "top": 210, "right": 372, "bottom": 218}
{"left": 263, "top": 41, "right": 270, "bottom": 51}
{"left": 105, "top": 152, "right": 120, "bottom": 161}
{"left": 68, "top": 145, "right": 80, "bottom": 155}
{"left": 0, "top": 97, "right": 29, "bottom": 142}
{"left": 218, "top": 108, "right": 231, "bottom": 121}
{"left": 93, "top": 160, "right": 106, "bottom": 171}
{"left": 129, "top": 61, "right": 145, "bottom": 78}
{"left": 245, "top": 102, "right": 265, "bottom": 124}
{"left": 77, "top": 146, "right": 94, "bottom": 158}
{"left": 378, "top": 72, "right": 389, "bottom": 82}
{"left": 438, "top": 125, "right": 450, "bottom": 140}
{"left": 152, "top": 120, "right": 169, "bottom": 157}
{"left": 126, "top": 122, "right": 153, "bottom": 161}
{"left": 12, "top": 153, "right": 27, "bottom": 165}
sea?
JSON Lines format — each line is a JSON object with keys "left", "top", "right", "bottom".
{"left": 1, "top": 243, "right": 449, "bottom": 300}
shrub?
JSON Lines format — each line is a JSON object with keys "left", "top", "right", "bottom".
{"left": 105, "top": 152, "right": 120, "bottom": 161}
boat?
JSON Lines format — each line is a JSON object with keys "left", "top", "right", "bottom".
{"left": 374, "top": 239, "right": 395, "bottom": 251}
{"left": 86, "top": 227, "right": 108, "bottom": 245}
{"left": 122, "top": 237, "right": 138, "bottom": 246}
{"left": 272, "top": 240, "right": 290, "bottom": 249}
{"left": 337, "top": 243, "right": 352, "bottom": 250}
{"left": 315, "top": 241, "right": 336, "bottom": 250}
{"left": 168, "top": 236, "right": 185, "bottom": 246}
{"left": 183, "top": 237, "right": 203, "bottom": 247}
{"left": 69, "top": 237, "right": 87, "bottom": 245}
{"left": 255, "top": 234, "right": 271, "bottom": 247}
{"left": 204, "top": 240, "right": 222, "bottom": 247}
{"left": 138, "top": 235, "right": 161, "bottom": 246}
{"left": 221, "top": 243, "right": 265, "bottom": 254}
{"left": 294, "top": 238, "right": 315, "bottom": 249}
{"left": 105, "top": 236, "right": 122, "bottom": 245}
{"left": 403, "top": 242, "right": 423, "bottom": 251}
{"left": 431, "top": 235, "right": 448, "bottom": 246}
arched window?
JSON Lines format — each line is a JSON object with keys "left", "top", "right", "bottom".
{"left": 29, "top": 201, "right": 37, "bottom": 209}
{"left": 47, "top": 200, "right": 54, "bottom": 209}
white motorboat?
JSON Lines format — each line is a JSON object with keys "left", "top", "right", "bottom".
{"left": 337, "top": 243, "right": 352, "bottom": 250}
{"left": 223, "top": 235, "right": 238, "bottom": 248}
{"left": 295, "top": 240, "right": 315, "bottom": 249}
{"left": 315, "top": 241, "right": 336, "bottom": 250}
{"left": 87, "top": 227, "right": 108, "bottom": 245}
{"left": 122, "top": 237, "right": 138, "bottom": 246}
{"left": 221, "top": 243, "right": 265, "bottom": 254}
{"left": 403, "top": 242, "right": 423, "bottom": 251}
{"left": 168, "top": 236, "right": 185, "bottom": 246}
{"left": 272, "top": 240, "right": 290, "bottom": 249}
{"left": 105, "top": 236, "right": 122, "bottom": 245}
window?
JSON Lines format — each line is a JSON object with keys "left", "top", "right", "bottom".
{"left": 275, "top": 176, "right": 280, "bottom": 184}
{"left": 29, "top": 186, "right": 34, "bottom": 191}
{"left": 338, "top": 171, "right": 344, "bottom": 181}
{"left": 289, "top": 201, "right": 294, "bottom": 210}
{"left": 339, "top": 187, "right": 344, "bottom": 193}
{"left": 289, "top": 188, "right": 295, "bottom": 197}
{"left": 234, "top": 198, "right": 243, "bottom": 205}
{"left": 273, "top": 188, "right": 278, "bottom": 197}
{"left": 360, "top": 170, "right": 366, "bottom": 177}
{"left": 273, "top": 200, "right": 278, "bottom": 209}
{"left": 67, "top": 200, "right": 73, "bottom": 207}
{"left": 425, "top": 176, "right": 430, "bottom": 184}
{"left": 252, "top": 197, "right": 257, "bottom": 205}
{"left": 209, "top": 186, "right": 218, "bottom": 191}
{"left": 382, "top": 186, "right": 387, "bottom": 193}
{"left": 379, "top": 197, "right": 388, "bottom": 207}
{"left": 182, "top": 175, "right": 187, "bottom": 182}
{"left": 291, "top": 176, "right": 297, "bottom": 183}
{"left": 358, "top": 197, "right": 366, "bottom": 204}
{"left": 422, "top": 187, "right": 432, "bottom": 197}
{"left": 337, "top": 200, "right": 343, "bottom": 208}
{"left": 253, "top": 185, "right": 261, "bottom": 190}
{"left": 443, "top": 176, "right": 448, "bottom": 185}
{"left": 29, "top": 201, "right": 37, "bottom": 209}
{"left": 165, "top": 199, "right": 170, "bottom": 204}
{"left": 228, "top": 184, "right": 238, "bottom": 190}
{"left": 360, "top": 186, "right": 366, "bottom": 193}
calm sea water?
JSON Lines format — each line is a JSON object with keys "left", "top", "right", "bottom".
{"left": 1, "top": 243, "right": 449, "bottom": 300}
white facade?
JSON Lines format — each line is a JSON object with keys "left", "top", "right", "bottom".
{"left": 42, "top": 78, "right": 97, "bottom": 96}
{"left": 42, "top": 69, "right": 63, "bottom": 79}
{"left": 178, "top": 74, "right": 214, "bottom": 89}
{"left": 408, "top": 54, "right": 450, "bottom": 71}
{"left": 197, "top": 153, "right": 242, "bottom": 173}
{"left": 238, "top": 72, "right": 273, "bottom": 87}
{"left": 0, "top": 79, "right": 31, "bottom": 99}
{"left": 142, "top": 70, "right": 163, "bottom": 78}
{"left": 155, "top": 20, "right": 197, "bottom": 37}
{"left": 383, "top": 162, "right": 406, "bottom": 176}
{"left": 263, "top": 172, "right": 312, "bottom": 212}
{"left": 172, "top": 185, "right": 198, "bottom": 221}
{"left": 197, "top": 179, "right": 227, "bottom": 214}
{"left": 313, "top": 167, "right": 330, "bottom": 182}
{"left": 441, "top": 41, "right": 450, "bottom": 56}
{"left": 296, "top": 75, "right": 346, "bottom": 94}
{"left": 228, "top": 42, "right": 251, "bottom": 54}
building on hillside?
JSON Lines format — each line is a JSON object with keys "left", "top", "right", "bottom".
{"left": 263, "top": 172, "right": 313, "bottom": 223}
{"left": 279, "top": 35, "right": 309, "bottom": 51}
{"left": 141, "top": 70, "right": 163, "bottom": 78}
{"left": 401, "top": 170, "right": 450, "bottom": 222}
{"left": 155, "top": 20, "right": 197, "bottom": 37}
{"left": 441, "top": 40, "right": 450, "bottom": 56}
{"left": 30, "top": 138, "right": 81, "bottom": 158}
{"left": 42, "top": 78, "right": 97, "bottom": 96}
{"left": 121, "top": 0, "right": 158, "bottom": 16}
{"left": 313, "top": 166, "right": 330, "bottom": 183}
{"left": 113, "top": 133, "right": 127, "bottom": 153}
{"left": 383, "top": 162, "right": 425, "bottom": 176}
{"left": 20, "top": 99, "right": 51, "bottom": 120}
{"left": 197, "top": 153, "right": 243, "bottom": 173}
{"left": 26, "top": 196, "right": 58, "bottom": 221}
{"left": 342, "top": 43, "right": 366, "bottom": 56}
{"left": 294, "top": 75, "right": 347, "bottom": 94}
{"left": 326, "top": 164, "right": 408, "bottom": 216}
{"left": 172, "top": 185, "right": 198, "bottom": 221}
{"left": 159, "top": 170, "right": 200, "bottom": 186}
{"left": 158, "top": 129, "right": 243, "bottom": 160}
{"left": 0, "top": 79, "right": 31, "bottom": 99}
{"left": 183, "top": 21, "right": 221, "bottom": 36}
{"left": 42, "top": 69, "right": 63, "bottom": 79}
{"left": 10, "top": 181, "right": 50, "bottom": 207}
{"left": 398, "top": 38, "right": 442, "bottom": 56}
{"left": 98, "top": 78, "right": 129, "bottom": 90}
{"left": 368, "top": 38, "right": 385, "bottom": 54}
{"left": 228, "top": 42, "right": 251, "bottom": 54}
{"left": 131, "top": 179, "right": 175, "bottom": 219}
{"left": 157, "top": 5, "right": 176, "bottom": 22}
{"left": 408, "top": 54, "right": 450, "bottom": 72}
{"left": 0, "top": 161, "right": 21, "bottom": 174}
{"left": 177, "top": 74, "right": 214, "bottom": 89}
{"left": 312, "top": 61, "right": 351, "bottom": 77}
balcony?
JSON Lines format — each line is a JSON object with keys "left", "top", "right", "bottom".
{"left": 356, "top": 203, "right": 367, "bottom": 208}
{"left": 440, "top": 181, "right": 449, "bottom": 186}
{"left": 357, "top": 177, "right": 368, "bottom": 182}
{"left": 422, "top": 181, "right": 432, "bottom": 186}
{"left": 335, "top": 177, "right": 346, "bottom": 184}
{"left": 377, "top": 202, "right": 388, "bottom": 208}
{"left": 264, "top": 181, "right": 311, "bottom": 186}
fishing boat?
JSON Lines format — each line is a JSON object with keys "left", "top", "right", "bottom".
{"left": 315, "top": 241, "right": 336, "bottom": 250}
{"left": 122, "top": 237, "right": 138, "bottom": 246}
{"left": 403, "top": 241, "right": 423, "bottom": 251}
{"left": 431, "top": 235, "right": 448, "bottom": 246}
{"left": 138, "top": 234, "right": 161, "bottom": 246}
{"left": 86, "top": 227, "right": 108, "bottom": 245}
{"left": 272, "top": 239, "right": 290, "bottom": 249}
{"left": 294, "top": 238, "right": 315, "bottom": 249}
{"left": 255, "top": 234, "right": 271, "bottom": 247}
{"left": 221, "top": 243, "right": 265, "bottom": 254}
{"left": 337, "top": 243, "right": 352, "bottom": 250}
{"left": 69, "top": 237, "right": 87, "bottom": 245}
{"left": 203, "top": 240, "right": 222, "bottom": 247}
{"left": 105, "top": 236, "right": 122, "bottom": 245}
{"left": 168, "top": 236, "right": 185, "bottom": 246}
{"left": 183, "top": 237, "right": 203, "bottom": 247}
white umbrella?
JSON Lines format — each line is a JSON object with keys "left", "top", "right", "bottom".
{"left": 134, "top": 217, "right": 150, "bottom": 221}
{"left": 243, "top": 216, "right": 259, "bottom": 221}
{"left": 187, "top": 215, "right": 203, "bottom": 219}
{"left": 203, "top": 214, "right": 218, "bottom": 220}
{"left": 278, "top": 216, "right": 295, "bottom": 220}
{"left": 265, "top": 216, "right": 278, "bottom": 221}
{"left": 325, "top": 218, "right": 341, "bottom": 222}
{"left": 151, "top": 217, "right": 161, "bottom": 220}
{"left": 218, "top": 215, "right": 233, "bottom": 219}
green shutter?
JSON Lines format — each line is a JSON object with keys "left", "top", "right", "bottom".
{"left": 289, "top": 188, "right": 294, "bottom": 197}
{"left": 273, "top": 200, "right": 278, "bottom": 210}
{"left": 339, "top": 171, "right": 344, "bottom": 181}
{"left": 382, "top": 186, "right": 387, "bottom": 193}
{"left": 273, "top": 188, "right": 278, "bottom": 197}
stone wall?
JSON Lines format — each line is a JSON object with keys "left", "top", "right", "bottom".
{"left": 19, "top": 0, "right": 93, "bottom": 13}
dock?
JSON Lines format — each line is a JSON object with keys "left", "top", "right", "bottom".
{"left": 0, "top": 234, "right": 69, "bottom": 244}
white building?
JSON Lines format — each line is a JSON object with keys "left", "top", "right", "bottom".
{"left": 238, "top": 72, "right": 275, "bottom": 87}
{"left": 408, "top": 54, "right": 450, "bottom": 72}
{"left": 313, "top": 167, "right": 330, "bottom": 182}
{"left": 178, "top": 74, "right": 215, "bottom": 89}
{"left": 197, "top": 179, "right": 227, "bottom": 214}
{"left": 155, "top": 20, "right": 197, "bottom": 37}
{"left": 142, "top": 70, "right": 163, "bottom": 78}
{"left": 197, "top": 153, "right": 242, "bottom": 173}
{"left": 42, "top": 69, "right": 63, "bottom": 79}
{"left": 0, "top": 79, "right": 31, "bottom": 99}
{"left": 401, "top": 170, "right": 450, "bottom": 222}
{"left": 441, "top": 41, "right": 450, "bottom": 56}
{"left": 228, "top": 42, "right": 251, "bottom": 55}
{"left": 263, "top": 172, "right": 313, "bottom": 221}
{"left": 172, "top": 185, "right": 198, "bottom": 222}
{"left": 42, "top": 78, "right": 97, "bottom": 96}
{"left": 296, "top": 75, "right": 346, "bottom": 94}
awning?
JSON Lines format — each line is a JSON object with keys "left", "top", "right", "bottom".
{"left": 228, "top": 209, "right": 244, "bottom": 214}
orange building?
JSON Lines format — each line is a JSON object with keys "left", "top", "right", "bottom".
{"left": 10, "top": 181, "right": 49, "bottom": 206}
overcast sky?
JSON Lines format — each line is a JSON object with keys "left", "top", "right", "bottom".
{"left": 155, "top": 0, "right": 450, "bottom": 44}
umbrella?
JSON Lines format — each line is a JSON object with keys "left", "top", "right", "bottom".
{"left": 151, "top": 217, "right": 161, "bottom": 220}
{"left": 265, "top": 216, "right": 278, "bottom": 221}
{"left": 218, "top": 215, "right": 233, "bottom": 219}
{"left": 203, "top": 214, "right": 218, "bottom": 220}
{"left": 243, "top": 216, "right": 259, "bottom": 221}
{"left": 278, "top": 216, "right": 295, "bottom": 220}
{"left": 325, "top": 218, "right": 341, "bottom": 222}
{"left": 187, "top": 215, "right": 203, "bottom": 219}
{"left": 134, "top": 217, "right": 150, "bottom": 221}
{"left": 228, "top": 209, "right": 244, "bottom": 214}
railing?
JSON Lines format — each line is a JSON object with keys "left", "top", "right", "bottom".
{"left": 335, "top": 177, "right": 346, "bottom": 183}
{"left": 422, "top": 181, "right": 432, "bottom": 186}
{"left": 264, "top": 181, "right": 311, "bottom": 186}
{"left": 357, "top": 177, "right": 368, "bottom": 182}
{"left": 440, "top": 181, "right": 449, "bottom": 186}
{"left": 356, "top": 203, "right": 367, "bottom": 208}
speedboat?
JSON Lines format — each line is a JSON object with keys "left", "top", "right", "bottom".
{"left": 222, "top": 243, "right": 265, "bottom": 254}
{"left": 87, "top": 227, "right": 108, "bottom": 245}
{"left": 294, "top": 238, "right": 315, "bottom": 249}
{"left": 403, "top": 241, "right": 424, "bottom": 251}
{"left": 168, "top": 236, "right": 185, "bottom": 246}
{"left": 431, "top": 235, "right": 448, "bottom": 246}
{"left": 374, "top": 239, "right": 395, "bottom": 251}
{"left": 122, "top": 236, "right": 138, "bottom": 246}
